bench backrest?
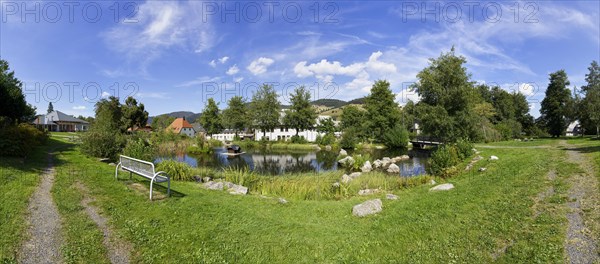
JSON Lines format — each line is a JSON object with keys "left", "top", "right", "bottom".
{"left": 119, "top": 155, "right": 156, "bottom": 177}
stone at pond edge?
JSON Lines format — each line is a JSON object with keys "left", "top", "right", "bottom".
{"left": 429, "top": 183, "right": 454, "bottom": 191}
{"left": 204, "top": 181, "right": 224, "bottom": 190}
{"left": 332, "top": 182, "right": 340, "bottom": 188}
{"left": 387, "top": 164, "right": 400, "bottom": 174}
{"left": 352, "top": 199, "right": 383, "bottom": 217}
{"left": 203, "top": 176, "right": 211, "bottom": 183}
{"left": 361, "top": 161, "right": 372, "bottom": 173}
{"left": 386, "top": 194, "right": 399, "bottom": 200}
{"left": 228, "top": 184, "right": 248, "bottom": 195}
{"left": 490, "top": 155, "right": 499, "bottom": 160}
{"left": 338, "top": 156, "right": 355, "bottom": 167}
{"left": 479, "top": 167, "right": 487, "bottom": 172}
{"left": 339, "top": 149, "right": 348, "bottom": 156}
{"left": 373, "top": 159, "right": 383, "bottom": 168}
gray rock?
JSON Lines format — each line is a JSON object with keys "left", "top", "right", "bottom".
{"left": 339, "top": 149, "right": 348, "bottom": 156}
{"left": 278, "top": 198, "right": 288, "bottom": 204}
{"left": 430, "top": 179, "right": 436, "bottom": 185}
{"left": 338, "top": 156, "right": 355, "bottom": 167}
{"left": 228, "top": 184, "right": 248, "bottom": 195}
{"left": 192, "top": 176, "right": 202, "bottom": 182}
{"left": 387, "top": 163, "right": 400, "bottom": 174}
{"left": 400, "top": 155, "right": 410, "bottom": 160}
{"left": 203, "top": 176, "right": 211, "bottom": 183}
{"left": 325, "top": 145, "right": 332, "bottom": 151}
{"left": 223, "top": 182, "right": 236, "bottom": 189}
{"left": 490, "top": 155, "right": 499, "bottom": 160}
{"left": 349, "top": 172, "right": 362, "bottom": 178}
{"left": 358, "top": 189, "right": 380, "bottom": 196}
{"left": 382, "top": 157, "right": 391, "bottom": 162}
{"left": 204, "top": 181, "right": 224, "bottom": 190}
{"left": 361, "top": 161, "right": 372, "bottom": 173}
{"left": 108, "top": 162, "right": 116, "bottom": 166}
{"left": 332, "top": 182, "right": 340, "bottom": 188}
{"left": 386, "top": 194, "right": 399, "bottom": 200}
{"left": 352, "top": 199, "right": 383, "bottom": 217}
{"left": 478, "top": 167, "right": 487, "bottom": 172}
{"left": 341, "top": 174, "right": 352, "bottom": 184}
{"left": 373, "top": 159, "right": 383, "bottom": 168}
{"left": 429, "top": 183, "right": 454, "bottom": 191}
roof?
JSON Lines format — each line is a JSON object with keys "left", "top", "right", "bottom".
{"left": 32, "top": 111, "right": 89, "bottom": 125}
{"left": 167, "top": 118, "right": 195, "bottom": 134}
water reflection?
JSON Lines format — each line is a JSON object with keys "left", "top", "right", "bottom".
{"left": 156, "top": 147, "right": 429, "bottom": 176}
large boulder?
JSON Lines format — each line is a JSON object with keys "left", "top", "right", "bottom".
{"left": 361, "top": 161, "right": 372, "bottom": 173}
{"left": 204, "top": 181, "right": 224, "bottom": 190}
{"left": 352, "top": 199, "right": 383, "bottom": 217}
{"left": 228, "top": 184, "right": 248, "bottom": 195}
{"left": 338, "top": 156, "right": 355, "bottom": 167}
{"left": 429, "top": 183, "right": 454, "bottom": 191}
{"left": 339, "top": 149, "right": 348, "bottom": 157}
{"left": 341, "top": 174, "right": 352, "bottom": 184}
{"left": 387, "top": 163, "right": 400, "bottom": 174}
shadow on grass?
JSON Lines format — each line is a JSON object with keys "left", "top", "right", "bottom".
{"left": 0, "top": 138, "right": 74, "bottom": 175}
{"left": 119, "top": 178, "right": 186, "bottom": 199}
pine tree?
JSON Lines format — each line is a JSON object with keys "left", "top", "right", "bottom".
{"left": 199, "top": 98, "right": 223, "bottom": 136}
{"left": 540, "top": 70, "right": 572, "bottom": 137}
{"left": 47, "top": 102, "right": 54, "bottom": 113}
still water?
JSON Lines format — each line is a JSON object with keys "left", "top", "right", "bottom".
{"left": 156, "top": 147, "right": 429, "bottom": 176}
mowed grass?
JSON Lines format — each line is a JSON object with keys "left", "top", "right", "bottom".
{"left": 0, "top": 140, "right": 56, "bottom": 262}
{"left": 48, "top": 138, "right": 581, "bottom": 263}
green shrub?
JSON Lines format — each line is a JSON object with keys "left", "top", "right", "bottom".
{"left": 316, "top": 133, "right": 336, "bottom": 146}
{"left": 155, "top": 160, "right": 193, "bottom": 181}
{"left": 351, "top": 154, "right": 371, "bottom": 171}
{"left": 80, "top": 130, "right": 126, "bottom": 160}
{"left": 290, "top": 135, "right": 308, "bottom": 144}
{"left": 122, "top": 137, "right": 156, "bottom": 161}
{"left": 340, "top": 128, "right": 358, "bottom": 149}
{"left": 0, "top": 123, "right": 48, "bottom": 157}
{"left": 208, "top": 139, "right": 223, "bottom": 147}
{"left": 428, "top": 145, "right": 460, "bottom": 176}
{"left": 233, "top": 140, "right": 258, "bottom": 150}
{"left": 455, "top": 139, "right": 474, "bottom": 160}
{"left": 382, "top": 125, "right": 409, "bottom": 149}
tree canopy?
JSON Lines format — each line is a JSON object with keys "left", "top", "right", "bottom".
{"left": 250, "top": 84, "right": 281, "bottom": 138}
{"left": 283, "top": 86, "right": 317, "bottom": 135}
{"left": 122, "top": 96, "right": 149, "bottom": 131}
{"left": 364, "top": 80, "right": 401, "bottom": 141}
{"left": 0, "top": 59, "right": 36, "bottom": 125}
{"left": 199, "top": 98, "right": 223, "bottom": 136}
{"left": 540, "top": 70, "right": 572, "bottom": 137}
{"left": 222, "top": 96, "right": 250, "bottom": 134}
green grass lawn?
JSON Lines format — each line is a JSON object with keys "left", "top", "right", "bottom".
{"left": 3, "top": 136, "right": 597, "bottom": 263}
{"left": 0, "top": 140, "right": 58, "bottom": 262}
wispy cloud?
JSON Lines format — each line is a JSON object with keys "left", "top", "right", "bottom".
{"left": 103, "top": 1, "right": 214, "bottom": 75}
{"left": 177, "top": 76, "right": 221, "bottom": 87}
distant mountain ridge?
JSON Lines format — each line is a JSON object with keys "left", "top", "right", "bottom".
{"left": 148, "top": 111, "right": 201, "bottom": 124}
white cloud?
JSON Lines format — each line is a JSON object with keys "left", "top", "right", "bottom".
{"left": 219, "top": 56, "right": 229, "bottom": 64}
{"left": 72, "top": 106, "right": 87, "bottom": 110}
{"left": 103, "top": 1, "right": 214, "bottom": 74}
{"left": 177, "top": 76, "right": 221, "bottom": 87}
{"left": 226, "top": 65, "right": 239, "bottom": 75}
{"left": 234, "top": 77, "right": 244, "bottom": 83}
{"left": 101, "top": 91, "right": 111, "bottom": 98}
{"left": 247, "top": 57, "right": 274, "bottom": 75}
{"left": 209, "top": 60, "right": 217, "bottom": 68}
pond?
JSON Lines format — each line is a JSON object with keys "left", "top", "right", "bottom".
{"left": 156, "top": 147, "right": 430, "bottom": 177}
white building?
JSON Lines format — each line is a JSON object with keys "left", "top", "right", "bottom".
{"left": 32, "top": 111, "right": 89, "bottom": 132}
{"left": 254, "top": 115, "right": 336, "bottom": 142}
{"left": 566, "top": 120, "right": 582, "bottom": 136}
{"left": 166, "top": 118, "right": 195, "bottom": 137}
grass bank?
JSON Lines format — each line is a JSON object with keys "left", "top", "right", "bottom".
{"left": 0, "top": 138, "right": 62, "bottom": 262}
{"left": 44, "top": 137, "right": 587, "bottom": 262}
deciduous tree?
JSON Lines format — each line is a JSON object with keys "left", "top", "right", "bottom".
{"left": 283, "top": 86, "right": 317, "bottom": 136}
{"left": 250, "top": 84, "right": 281, "bottom": 139}
{"left": 199, "top": 98, "right": 223, "bottom": 136}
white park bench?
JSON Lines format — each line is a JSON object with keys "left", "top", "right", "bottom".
{"left": 115, "top": 155, "right": 170, "bottom": 200}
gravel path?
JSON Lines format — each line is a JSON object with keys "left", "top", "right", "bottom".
{"left": 561, "top": 140, "right": 599, "bottom": 264}
{"left": 18, "top": 150, "right": 63, "bottom": 264}
{"left": 74, "top": 182, "right": 132, "bottom": 264}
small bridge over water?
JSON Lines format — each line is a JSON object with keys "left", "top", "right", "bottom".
{"left": 410, "top": 136, "right": 444, "bottom": 149}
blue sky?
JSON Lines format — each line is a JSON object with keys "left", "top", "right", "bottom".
{"left": 1, "top": 0, "right": 599, "bottom": 118}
